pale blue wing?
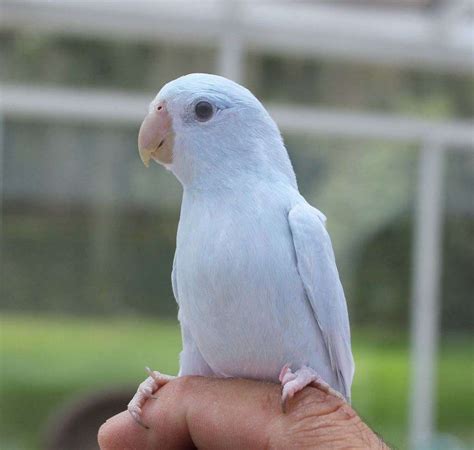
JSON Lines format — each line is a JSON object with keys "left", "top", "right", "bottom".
{"left": 172, "top": 252, "right": 179, "bottom": 305}
{"left": 288, "top": 203, "right": 354, "bottom": 400}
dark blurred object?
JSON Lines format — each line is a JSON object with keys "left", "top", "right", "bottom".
{"left": 42, "top": 387, "right": 134, "bottom": 450}
{"left": 353, "top": 216, "right": 474, "bottom": 331}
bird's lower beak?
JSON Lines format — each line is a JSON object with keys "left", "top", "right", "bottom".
{"left": 138, "top": 103, "right": 174, "bottom": 167}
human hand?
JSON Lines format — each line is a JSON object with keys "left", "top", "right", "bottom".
{"left": 98, "top": 376, "right": 388, "bottom": 449}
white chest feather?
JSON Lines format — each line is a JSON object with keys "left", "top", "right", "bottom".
{"left": 174, "top": 188, "right": 331, "bottom": 381}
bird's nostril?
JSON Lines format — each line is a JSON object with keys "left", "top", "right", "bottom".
{"left": 158, "top": 139, "right": 164, "bottom": 149}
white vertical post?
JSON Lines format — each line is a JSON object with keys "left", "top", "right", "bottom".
{"left": 409, "top": 140, "right": 445, "bottom": 449}
{"left": 217, "top": 0, "right": 244, "bottom": 83}
{"left": 0, "top": 110, "right": 4, "bottom": 268}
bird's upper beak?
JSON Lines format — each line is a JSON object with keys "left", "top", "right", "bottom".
{"left": 138, "top": 102, "right": 174, "bottom": 167}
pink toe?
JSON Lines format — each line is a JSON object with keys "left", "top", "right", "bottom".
{"left": 281, "top": 385, "right": 294, "bottom": 403}
{"left": 282, "top": 371, "right": 298, "bottom": 385}
{"left": 278, "top": 364, "right": 291, "bottom": 383}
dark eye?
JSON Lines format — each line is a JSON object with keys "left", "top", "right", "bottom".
{"left": 195, "top": 101, "right": 214, "bottom": 122}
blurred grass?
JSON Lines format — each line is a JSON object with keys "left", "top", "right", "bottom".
{"left": 0, "top": 314, "right": 472, "bottom": 450}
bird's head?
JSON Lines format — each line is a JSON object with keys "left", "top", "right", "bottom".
{"left": 138, "top": 73, "right": 296, "bottom": 190}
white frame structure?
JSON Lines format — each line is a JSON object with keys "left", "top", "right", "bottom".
{"left": 1, "top": 1, "right": 473, "bottom": 448}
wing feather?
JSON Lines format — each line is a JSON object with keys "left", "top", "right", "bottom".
{"left": 288, "top": 203, "right": 354, "bottom": 400}
{"left": 172, "top": 252, "right": 179, "bottom": 305}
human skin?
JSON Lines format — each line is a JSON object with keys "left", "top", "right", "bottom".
{"left": 98, "top": 376, "right": 389, "bottom": 449}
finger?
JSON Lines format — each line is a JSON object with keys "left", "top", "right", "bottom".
{"left": 185, "top": 378, "right": 387, "bottom": 450}
{"left": 185, "top": 378, "right": 278, "bottom": 449}
{"left": 99, "top": 377, "right": 387, "bottom": 450}
{"left": 98, "top": 383, "right": 193, "bottom": 450}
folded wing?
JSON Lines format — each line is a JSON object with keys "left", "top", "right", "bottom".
{"left": 288, "top": 203, "right": 354, "bottom": 400}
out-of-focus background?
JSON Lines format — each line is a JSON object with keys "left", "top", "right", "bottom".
{"left": 0, "top": 1, "right": 473, "bottom": 449}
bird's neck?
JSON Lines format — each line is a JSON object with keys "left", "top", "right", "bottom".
{"left": 177, "top": 156, "right": 298, "bottom": 196}
{"left": 172, "top": 131, "right": 298, "bottom": 194}
{"left": 182, "top": 171, "right": 270, "bottom": 197}
{"left": 181, "top": 178, "right": 300, "bottom": 216}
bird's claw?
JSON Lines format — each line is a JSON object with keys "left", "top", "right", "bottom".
{"left": 127, "top": 366, "right": 176, "bottom": 429}
{"left": 129, "top": 407, "right": 150, "bottom": 429}
{"left": 279, "top": 364, "right": 345, "bottom": 413}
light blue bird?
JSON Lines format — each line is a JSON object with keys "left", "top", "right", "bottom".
{"left": 128, "top": 73, "right": 354, "bottom": 427}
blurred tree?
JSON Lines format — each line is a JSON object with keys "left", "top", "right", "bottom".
{"left": 1, "top": 32, "right": 472, "bottom": 330}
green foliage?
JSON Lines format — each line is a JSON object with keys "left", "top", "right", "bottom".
{"left": 353, "top": 216, "right": 474, "bottom": 331}
{"left": 1, "top": 211, "right": 179, "bottom": 316}
{"left": 247, "top": 53, "right": 474, "bottom": 118}
{"left": 0, "top": 31, "right": 215, "bottom": 91}
{"left": 2, "top": 31, "right": 473, "bottom": 118}
{"left": 1, "top": 315, "right": 472, "bottom": 450}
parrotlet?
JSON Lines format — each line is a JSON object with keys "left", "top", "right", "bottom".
{"left": 128, "top": 73, "right": 354, "bottom": 427}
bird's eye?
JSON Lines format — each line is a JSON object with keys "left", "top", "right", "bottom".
{"left": 194, "top": 101, "right": 214, "bottom": 122}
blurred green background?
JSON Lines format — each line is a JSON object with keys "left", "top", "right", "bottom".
{"left": 1, "top": 315, "right": 473, "bottom": 450}
{"left": 1, "top": 1, "right": 473, "bottom": 449}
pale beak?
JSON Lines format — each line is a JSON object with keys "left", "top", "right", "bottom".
{"left": 138, "top": 103, "right": 174, "bottom": 167}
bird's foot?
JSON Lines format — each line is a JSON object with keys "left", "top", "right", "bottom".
{"left": 279, "top": 364, "right": 345, "bottom": 413}
{"left": 127, "top": 366, "right": 176, "bottom": 429}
